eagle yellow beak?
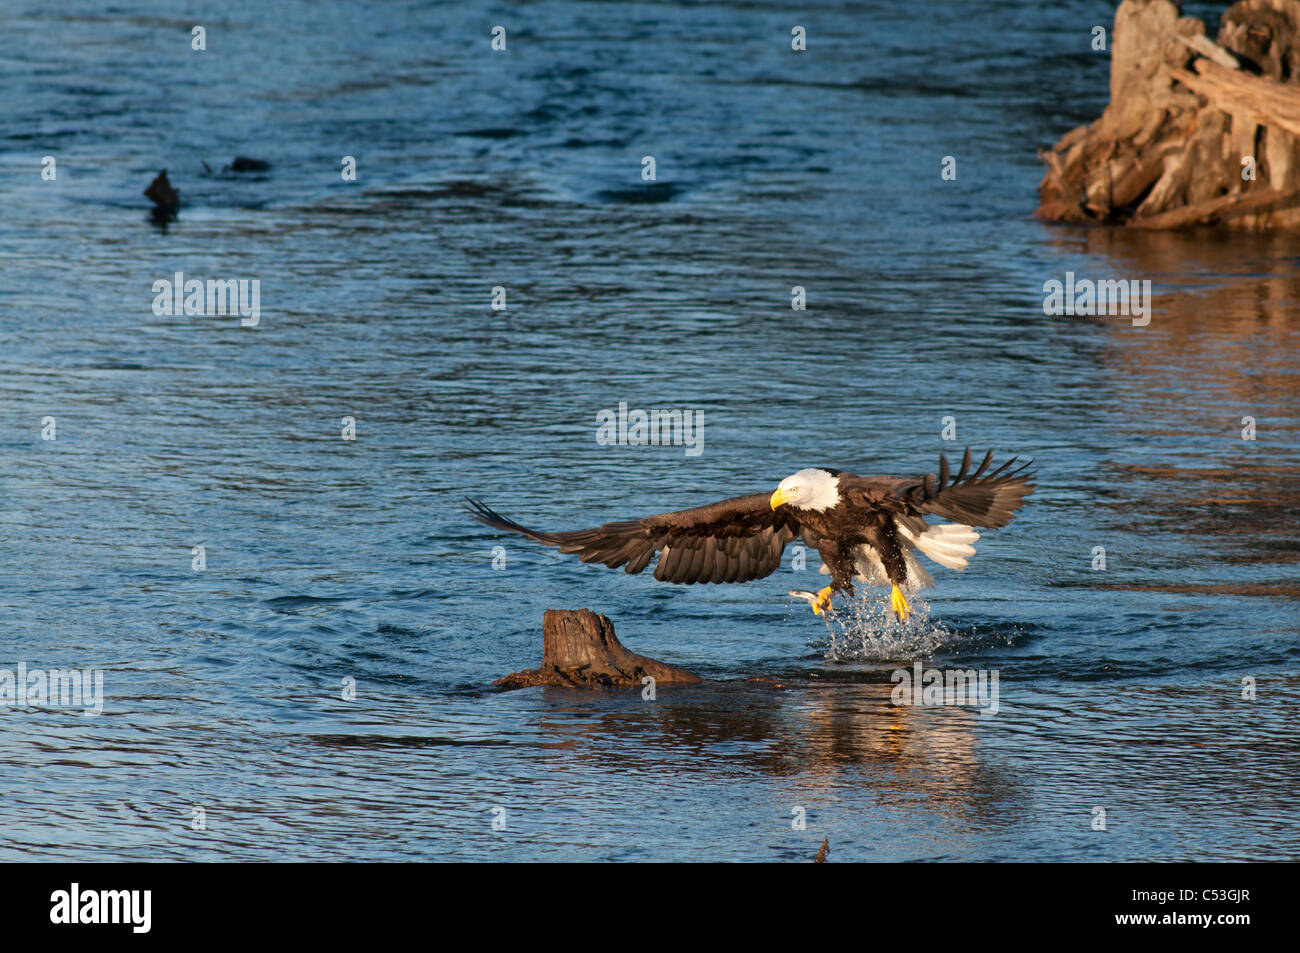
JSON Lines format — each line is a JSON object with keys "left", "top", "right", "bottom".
{"left": 770, "top": 487, "right": 794, "bottom": 510}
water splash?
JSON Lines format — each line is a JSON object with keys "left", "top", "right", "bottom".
{"left": 802, "top": 589, "right": 957, "bottom": 662}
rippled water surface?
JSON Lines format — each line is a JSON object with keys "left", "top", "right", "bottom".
{"left": 1, "top": 0, "right": 1298, "bottom": 861}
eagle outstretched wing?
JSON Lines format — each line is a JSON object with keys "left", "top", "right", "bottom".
{"left": 465, "top": 494, "right": 803, "bottom": 584}
{"left": 896, "top": 448, "right": 1034, "bottom": 527}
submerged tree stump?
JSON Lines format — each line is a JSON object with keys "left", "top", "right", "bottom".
{"left": 143, "top": 169, "right": 179, "bottom": 215}
{"left": 493, "top": 609, "right": 703, "bottom": 690}
{"left": 1038, "top": 0, "right": 1300, "bottom": 229}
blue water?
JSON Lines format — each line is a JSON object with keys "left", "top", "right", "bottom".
{"left": 1, "top": 0, "right": 1297, "bottom": 861}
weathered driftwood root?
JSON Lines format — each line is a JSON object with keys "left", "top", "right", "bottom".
{"left": 1037, "top": 0, "right": 1300, "bottom": 229}
{"left": 493, "top": 609, "right": 703, "bottom": 690}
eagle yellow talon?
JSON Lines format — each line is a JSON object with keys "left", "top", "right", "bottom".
{"left": 890, "top": 584, "right": 911, "bottom": 621}
{"left": 811, "top": 586, "right": 834, "bottom": 616}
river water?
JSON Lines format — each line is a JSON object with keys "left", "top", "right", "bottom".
{"left": 1, "top": 0, "right": 1297, "bottom": 861}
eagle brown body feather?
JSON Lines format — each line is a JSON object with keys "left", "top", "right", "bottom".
{"left": 466, "top": 448, "right": 1033, "bottom": 596}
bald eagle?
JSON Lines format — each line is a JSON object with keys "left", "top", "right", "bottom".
{"left": 467, "top": 448, "right": 1033, "bottom": 620}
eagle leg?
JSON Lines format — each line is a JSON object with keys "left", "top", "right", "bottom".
{"left": 889, "top": 584, "right": 911, "bottom": 621}
{"left": 811, "top": 585, "right": 835, "bottom": 616}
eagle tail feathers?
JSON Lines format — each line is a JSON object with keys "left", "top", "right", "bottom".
{"left": 903, "top": 522, "right": 979, "bottom": 571}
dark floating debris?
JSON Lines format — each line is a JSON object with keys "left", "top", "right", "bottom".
{"left": 225, "top": 156, "right": 271, "bottom": 173}
{"left": 814, "top": 837, "right": 829, "bottom": 863}
{"left": 199, "top": 157, "right": 272, "bottom": 177}
{"left": 143, "top": 168, "right": 179, "bottom": 225}
{"left": 493, "top": 609, "right": 703, "bottom": 690}
{"left": 458, "top": 128, "right": 520, "bottom": 139}
{"left": 596, "top": 182, "right": 679, "bottom": 204}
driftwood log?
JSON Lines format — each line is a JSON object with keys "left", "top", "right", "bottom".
{"left": 493, "top": 609, "right": 703, "bottom": 690}
{"left": 1038, "top": 0, "right": 1300, "bottom": 228}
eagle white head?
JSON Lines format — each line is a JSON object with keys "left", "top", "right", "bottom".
{"left": 769, "top": 468, "right": 840, "bottom": 512}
